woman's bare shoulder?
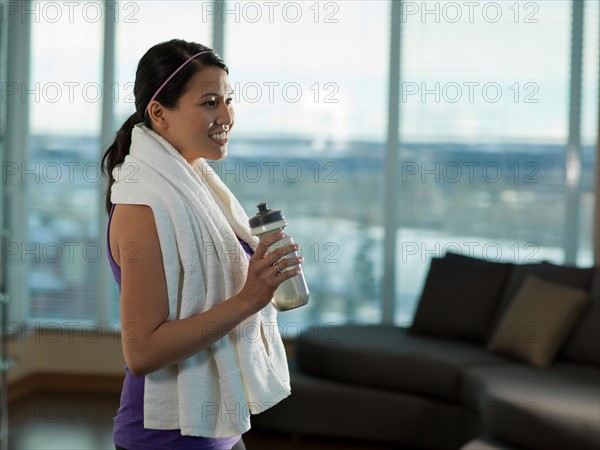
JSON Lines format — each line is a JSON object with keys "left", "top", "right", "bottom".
{"left": 109, "top": 204, "right": 160, "bottom": 266}
{"left": 111, "top": 204, "right": 157, "bottom": 233}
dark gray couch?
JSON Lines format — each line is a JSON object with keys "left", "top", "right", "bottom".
{"left": 252, "top": 255, "right": 600, "bottom": 450}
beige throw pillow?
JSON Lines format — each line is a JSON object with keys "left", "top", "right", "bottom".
{"left": 488, "top": 275, "right": 590, "bottom": 368}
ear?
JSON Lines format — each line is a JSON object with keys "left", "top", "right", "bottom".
{"left": 147, "top": 101, "right": 169, "bottom": 130}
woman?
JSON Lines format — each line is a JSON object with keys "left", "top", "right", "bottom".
{"left": 101, "top": 39, "right": 301, "bottom": 450}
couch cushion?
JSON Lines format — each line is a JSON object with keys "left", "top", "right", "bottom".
{"left": 561, "top": 272, "right": 600, "bottom": 366}
{"left": 463, "top": 363, "right": 600, "bottom": 450}
{"left": 488, "top": 276, "right": 590, "bottom": 368}
{"left": 461, "top": 436, "right": 520, "bottom": 450}
{"left": 410, "top": 254, "right": 513, "bottom": 342}
{"left": 491, "top": 262, "right": 594, "bottom": 330}
{"left": 296, "top": 324, "right": 508, "bottom": 404}
{"left": 253, "top": 363, "right": 471, "bottom": 450}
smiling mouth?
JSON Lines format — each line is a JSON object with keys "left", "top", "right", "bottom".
{"left": 209, "top": 132, "right": 228, "bottom": 140}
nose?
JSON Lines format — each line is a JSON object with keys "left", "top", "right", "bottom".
{"left": 217, "top": 101, "right": 234, "bottom": 128}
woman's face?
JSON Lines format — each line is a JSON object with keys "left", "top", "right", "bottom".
{"left": 154, "top": 66, "right": 235, "bottom": 164}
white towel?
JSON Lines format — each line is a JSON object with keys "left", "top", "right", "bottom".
{"left": 111, "top": 123, "right": 291, "bottom": 437}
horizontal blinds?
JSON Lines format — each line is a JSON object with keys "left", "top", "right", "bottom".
{"left": 395, "top": 0, "right": 598, "bottom": 322}
{"left": 16, "top": 1, "right": 597, "bottom": 328}
{"left": 26, "top": 2, "right": 102, "bottom": 321}
{"left": 223, "top": 1, "right": 391, "bottom": 329}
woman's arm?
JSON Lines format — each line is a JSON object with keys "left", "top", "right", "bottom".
{"left": 110, "top": 203, "right": 301, "bottom": 377}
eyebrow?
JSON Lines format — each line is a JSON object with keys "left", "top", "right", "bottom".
{"left": 200, "top": 90, "right": 235, "bottom": 98}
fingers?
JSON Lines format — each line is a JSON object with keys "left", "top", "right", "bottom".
{"left": 253, "top": 255, "right": 301, "bottom": 289}
{"left": 273, "top": 254, "right": 304, "bottom": 272}
{"left": 251, "top": 233, "right": 299, "bottom": 266}
{"left": 257, "top": 247, "right": 301, "bottom": 283}
{"left": 264, "top": 243, "right": 300, "bottom": 267}
{"left": 241, "top": 234, "right": 304, "bottom": 311}
{"left": 271, "top": 263, "right": 302, "bottom": 283}
{"left": 251, "top": 231, "right": 285, "bottom": 261}
{"left": 251, "top": 237, "right": 303, "bottom": 284}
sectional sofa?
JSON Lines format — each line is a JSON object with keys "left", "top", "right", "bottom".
{"left": 252, "top": 253, "right": 600, "bottom": 450}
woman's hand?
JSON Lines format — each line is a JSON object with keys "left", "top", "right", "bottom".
{"left": 237, "top": 231, "right": 303, "bottom": 313}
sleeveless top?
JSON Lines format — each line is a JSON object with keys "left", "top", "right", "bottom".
{"left": 107, "top": 203, "right": 252, "bottom": 449}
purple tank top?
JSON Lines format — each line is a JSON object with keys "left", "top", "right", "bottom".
{"left": 107, "top": 204, "right": 252, "bottom": 450}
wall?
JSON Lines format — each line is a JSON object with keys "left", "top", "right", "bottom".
{"left": 8, "top": 331, "right": 125, "bottom": 384}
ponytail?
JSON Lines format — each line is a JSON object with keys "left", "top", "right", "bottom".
{"left": 101, "top": 111, "right": 142, "bottom": 215}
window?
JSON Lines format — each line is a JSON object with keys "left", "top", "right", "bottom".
{"left": 394, "top": 0, "right": 598, "bottom": 323}
{"left": 26, "top": 1, "right": 103, "bottom": 322}
{"left": 4, "top": 0, "right": 597, "bottom": 331}
{"left": 223, "top": 1, "right": 390, "bottom": 331}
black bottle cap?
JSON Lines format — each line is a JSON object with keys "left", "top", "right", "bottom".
{"left": 248, "top": 203, "right": 285, "bottom": 228}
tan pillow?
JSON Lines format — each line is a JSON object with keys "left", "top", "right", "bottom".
{"left": 488, "top": 275, "right": 590, "bottom": 368}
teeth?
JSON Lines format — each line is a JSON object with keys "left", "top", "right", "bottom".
{"left": 210, "top": 132, "right": 227, "bottom": 140}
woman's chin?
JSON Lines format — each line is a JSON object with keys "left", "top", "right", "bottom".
{"left": 189, "top": 145, "right": 228, "bottom": 162}
{"left": 215, "top": 144, "right": 227, "bottom": 161}
{"left": 211, "top": 148, "right": 228, "bottom": 161}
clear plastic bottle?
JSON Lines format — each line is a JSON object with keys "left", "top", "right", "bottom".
{"left": 249, "top": 203, "right": 309, "bottom": 311}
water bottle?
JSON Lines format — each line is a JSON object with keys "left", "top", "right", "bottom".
{"left": 249, "top": 203, "right": 309, "bottom": 311}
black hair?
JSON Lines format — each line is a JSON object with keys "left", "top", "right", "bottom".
{"left": 100, "top": 39, "right": 229, "bottom": 215}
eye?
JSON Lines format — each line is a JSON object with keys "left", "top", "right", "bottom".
{"left": 204, "top": 99, "right": 217, "bottom": 106}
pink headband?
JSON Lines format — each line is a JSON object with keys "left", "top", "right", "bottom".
{"left": 145, "top": 50, "right": 210, "bottom": 117}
